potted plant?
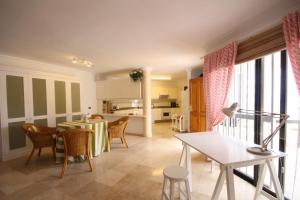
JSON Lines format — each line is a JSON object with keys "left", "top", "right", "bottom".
{"left": 129, "top": 69, "right": 143, "bottom": 82}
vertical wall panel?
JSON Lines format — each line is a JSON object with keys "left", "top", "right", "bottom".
{"left": 34, "top": 119, "right": 48, "bottom": 126}
{"left": 6, "top": 75, "right": 25, "bottom": 118}
{"left": 54, "top": 81, "right": 66, "bottom": 114}
{"left": 8, "top": 121, "right": 26, "bottom": 149}
{"left": 71, "top": 82, "right": 81, "bottom": 112}
{"left": 32, "top": 78, "right": 47, "bottom": 116}
{"left": 72, "top": 115, "right": 81, "bottom": 121}
{"left": 56, "top": 116, "right": 67, "bottom": 125}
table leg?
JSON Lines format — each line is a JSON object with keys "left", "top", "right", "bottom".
{"left": 225, "top": 166, "right": 235, "bottom": 200}
{"left": 179, "top": 144, "right": 186, "bottom": 166}
{"left": 267, "top": 159, "right": 284, "bottom": 200}
{"left": 254, "top": 162, "right": 267, "bottom": 200}
{"left": 185, "top": 145, "right": 192, "bottom": 192}
{"left": 211, "top": 166, "right": 225, "bottom": 200}
{"left": 179, "top": 144, "right": 192, "bottom": 192}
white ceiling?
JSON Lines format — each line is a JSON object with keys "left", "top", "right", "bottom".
{"left": 0, "top": 0, "right": 299, "bottom": 74}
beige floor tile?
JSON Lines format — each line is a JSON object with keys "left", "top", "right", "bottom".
{"left": 94, "top": 168, "right": 127, "bottom": 186}
{"left": 70, "top": 181, "right": 115, "bottom": 200}
{"left": 0, "top": 171, "right": 34, "bottom": 195}
{"left": 54, "top": 174, "right": 93, "bottom": 195}
{"left": 32, "top": 189, "right": 75, "bottom": 200}
{"left": 0, "top": 122, "right": 270, "bottom": 200}
{"left": 2, "top": 182, "right": 50, "bottom": 200}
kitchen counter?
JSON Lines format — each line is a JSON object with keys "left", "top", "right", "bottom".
{"left": 103, "top": 113, "right": 145, "bottom": 135}
{"left": 102, "top": 113, "right": 146, "bottom": 118}
{"left": 152, "top": 106, "right": 180, "bottom": 109}
{"left": 112, "top": 106, "right": 179, "bottom": 111}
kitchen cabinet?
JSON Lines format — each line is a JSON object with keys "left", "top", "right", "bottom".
{"left": 151, "top": 107, "right": 180, "bottom": 123}
{"left": 171, "top": 108, "right": 180, "bottom": 116}
{"left": 96, "top": 79, "right": 142, "bottom": 99}
{"left": 151, "top": 109, "right": 161, "bottom": 123}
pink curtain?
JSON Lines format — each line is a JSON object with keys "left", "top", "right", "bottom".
{"left": 283, "top": 11, "right": 300, "bottom": 95}
{"left": 203, "top": 42, "right": 238, "bottom": 130}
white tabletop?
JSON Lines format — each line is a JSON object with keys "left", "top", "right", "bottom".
{"left": 175, "top": 132, "right": 286, "bottom": 166}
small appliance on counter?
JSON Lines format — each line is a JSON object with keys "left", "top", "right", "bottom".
{"left": 170, "top": 101, "right": 177, "bottom": 107}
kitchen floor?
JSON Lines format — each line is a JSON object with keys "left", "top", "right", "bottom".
{"left": 152, "top": 121, "right": 174, "bottom": 138}
{"left": 0, "top": 124, "right": 268, "bottom": 200}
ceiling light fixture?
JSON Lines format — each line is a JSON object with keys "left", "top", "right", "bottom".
{"left": 72, "top": 58, "right": 93, "bottom": 67}
{"left": 151, "top": 77, "right": 172, "bottom": 80}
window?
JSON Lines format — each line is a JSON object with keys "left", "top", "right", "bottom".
{"left": 218, "top": 50, "right": 300, "bottom": 199}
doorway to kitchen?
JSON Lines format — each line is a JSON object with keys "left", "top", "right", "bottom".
{"left": 151, "top": 74, "right": 188, "bottom": 137}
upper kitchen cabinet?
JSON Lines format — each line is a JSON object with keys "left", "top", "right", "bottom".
{"left": 96, "top": 79, "right": 142, "bottom": 99}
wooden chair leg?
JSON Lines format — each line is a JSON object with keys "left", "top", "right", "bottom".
{"left": 26, "top": 148, "right": 35, "bottom": 165}
{"left": 121, "top": 137, "right": 128, "bottom": 148}
{"left": 38, "top": 148, "right": 42, "bottom": 157}
{"left": 120, "top": 137, "right": 124, "bottom": 144}
{"left": 87, "top": 153, "right": 93, "bottom": 172}
{"left": 52, "top": 146, "right": 56, "bottom": 161}
{"left": 60, "top": 156, "right": 68, "bottom": 178}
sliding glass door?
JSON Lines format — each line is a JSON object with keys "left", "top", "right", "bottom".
{"left": 218, "top": 49, "right": 300, "bottom": 199}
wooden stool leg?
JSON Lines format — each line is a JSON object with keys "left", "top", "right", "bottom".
{"left": 161, "top": 176, "right": 167, "bottom": 200}
{"left": 87, "top": 153, "right": 93, "bottom": 172}
{"left": 185, "top": 179, "right": 191, "bottom": 200}
{"left": 26, "top": 148, "right": 35, "bottom": 165}
{"left": 60, "top": 157, "right": 68, "bottom": 178}
{"left": 170, "top": 180, "right": 175, "bottom": 200}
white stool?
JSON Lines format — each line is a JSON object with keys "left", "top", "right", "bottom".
{"left": 161, "top": 166, "right": 191, "bottom": 200}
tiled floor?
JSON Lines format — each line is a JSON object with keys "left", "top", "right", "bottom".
{"left": 0, "top": 122, "right": 268, "bottom": 200}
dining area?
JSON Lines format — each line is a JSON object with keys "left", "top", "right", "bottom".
{"left": 21, "top": 114, "right": 130, "bottom": 178}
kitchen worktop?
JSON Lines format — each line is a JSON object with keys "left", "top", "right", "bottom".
{"left": 103, "top": 113, "right": 145, "bottom": 135}
{"left": 112, "top": 106, "right": 179, "bottom": 111}
{"left": 102, "top": 113, "right": 146, "bottom": 118}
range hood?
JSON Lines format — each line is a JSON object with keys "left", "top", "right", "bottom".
{"left": 158, "top": 95, "right": 169, "bottom": 100}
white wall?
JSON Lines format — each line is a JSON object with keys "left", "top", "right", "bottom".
{"left": 0, "top": 55, "right": 97, "bottom": 160}
{"left": 0, "top": 55, "right": 97, "bottom": 114}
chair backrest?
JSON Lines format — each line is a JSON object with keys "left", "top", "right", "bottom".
{"left": 21, "top": 123, "right": 38, "bottom": 142}
{"left": 90, "top": 114, "right": 104, "bottom": 120}
{"left": 109, "top": 117, "right": 129, "bottom": 137}
{"left": 62, "top": 128, "right": 94, "bottom": 156}
{"left": 21, "top": 123, "right": 55, "bottom": 148}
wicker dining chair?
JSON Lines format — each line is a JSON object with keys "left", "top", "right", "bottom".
{"left": 60, "top": 128, "right": 94, "bottom": 178}
{"left": 21, "top": 123, "right": 57, "bottom": 165}
{"left": 90, "top": 114, "right": 104, "bottom": 120}
{"left": 108, "top": 116, "right": 129, "bottom": 148}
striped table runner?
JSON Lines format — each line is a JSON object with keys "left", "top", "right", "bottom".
{"left": 56, "top": 120, "right": 109, "bottom": 164}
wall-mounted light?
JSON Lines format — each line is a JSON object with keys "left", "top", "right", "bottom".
{"left": 72, "top": 58, "right": 93, "bottom": 67}
{"left": 151, "top": 77, "right": 172, "bottom": 80}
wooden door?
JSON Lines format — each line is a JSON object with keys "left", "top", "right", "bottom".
{"left": 199, "top": 79, "right": 206, "bottom": 131}
{"left": 189, "top": 78, "right": 200, "bottom": 132}
{"left": 189, "top": 77, "right": 206, "bottom": 132}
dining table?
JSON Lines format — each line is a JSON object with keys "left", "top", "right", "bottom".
{"left": 56, "top": 119, "right": 110, "bottom": 164}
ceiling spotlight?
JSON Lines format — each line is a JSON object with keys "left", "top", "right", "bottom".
{"left": 72, "top": 58, "right": 93, "bottom": 67}
{"left": 72, "top": 58, "right": 78, "bottom": 64}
